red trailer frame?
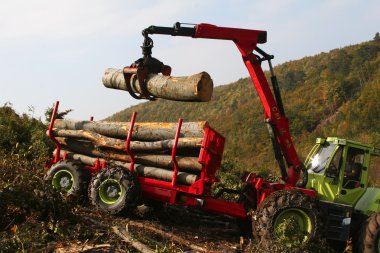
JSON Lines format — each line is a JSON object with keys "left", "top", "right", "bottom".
{"left": 46, "top": 102, "right": 314, "bottom": 220}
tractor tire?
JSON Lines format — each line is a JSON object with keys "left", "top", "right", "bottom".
{"left": 252, "top": 190, "right": 320, "bottom": 250}
{"left": 356, "top": 212, "right": 380, "bottom": 253}
{"left": 45, "top": 159, "right": 90, "bottom": 199}
{"left": 88, "top": 167, "right": 140, "bottom": 214}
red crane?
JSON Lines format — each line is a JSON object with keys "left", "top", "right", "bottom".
{"left": 132, "top": 22, "right": 306, "bottom": 187}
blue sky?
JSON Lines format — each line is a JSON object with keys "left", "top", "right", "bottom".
{"left": 0, "top": 0, "right": 379, "bottom": 120}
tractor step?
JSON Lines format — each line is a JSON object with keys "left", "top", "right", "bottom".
{"left": 318, "top": 201, "right": 353, "bottom": 241}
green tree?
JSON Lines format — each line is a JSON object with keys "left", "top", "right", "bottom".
{"left": 374, "top": 32, "right": 380, "bottom": 41}
{"left": 44, "top": 104, "right": 73, "bottom": 123}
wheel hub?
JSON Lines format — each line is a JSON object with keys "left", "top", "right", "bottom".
{"left": 52, "top": 170, "right": 74, "bottom": 192}
{"left": 98, "top": 179, "right": 123, "bottom": 205}
{"left": 106, "top": 185, "right": 119, "bottom": 198}
{"left": 274, "top": 208, "right": 312, "bottom": 243}
{"left": 59, "top": 176, "right": 71, "bottom": 188}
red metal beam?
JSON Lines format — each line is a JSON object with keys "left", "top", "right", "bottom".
{"left": 126, "top": 112, "right": 137, "bottom": 172}
{"left": 47, "top": 101, "right": 61, "bottom": 164}
{"left": 171, "top": 118, "right": 182, "bottom": 187}
{"left": 193, "top": 23, "right": 301, "bottom": 185}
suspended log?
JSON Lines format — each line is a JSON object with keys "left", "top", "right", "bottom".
{"left": 51, "top": 129, "right": 203, "bottom": 151}
{"left": 59, "top": 150, "right": 198, "bottom": 185}
{"left": 53, "top": 119, "right": 208, "bottom": 141}
{"left": 102, "top": 68, "right": 213, "bottom": 102}
{"left": 57, "top": 138, "right": 202, "bottom": 172}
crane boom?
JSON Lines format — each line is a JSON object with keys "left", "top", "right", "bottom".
{"left": 141, "top": 22, "right": 304, "bottom": 186}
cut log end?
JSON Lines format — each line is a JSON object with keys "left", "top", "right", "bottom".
{"left": 196, "top": 71, "right": 213, "bottom": 102}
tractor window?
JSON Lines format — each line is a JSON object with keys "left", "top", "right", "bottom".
{"left": 343, "top": 148, "right": 364, "bottom": 189}
{"left": 307, "top": 143, "right": 337, "bottom": 174}
{"left": 325, "top": 147, "right": 343, "bottom": 178}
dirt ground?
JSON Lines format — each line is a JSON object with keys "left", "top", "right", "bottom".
{"left": 54, "top": 204, "right": 250, "bottom": 253}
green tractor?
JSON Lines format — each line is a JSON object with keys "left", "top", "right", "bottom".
{"left": 305, "top": 137, "right": 380, "bottom": 252}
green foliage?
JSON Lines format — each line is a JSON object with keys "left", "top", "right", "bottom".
{"left": 250, "top": 216, "right": 336, "bottom": 253}
{"left": 0, "top": 103, "right": 52, "bottom": 160}
{"left": 108, "top": 40, "right": 380, "bottom": 178}
{"left": 44, "top": 104, "right": 73, "bottom": 124}
{"left": 375, "top": 32, "right": 380, "bottom": 41}
{"left": 0, "top": 106, "right": 111, "bottom": 251}
{"left": 0, "top": 152, "right": 114, "bottom": 251}
{"left": 266, "top": 217, "right": 335, "bottom": 253}
{"left": 0, "top": 105, "right": 70, "bottom": 250}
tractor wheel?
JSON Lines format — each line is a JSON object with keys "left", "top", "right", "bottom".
{"left": 45, "top": 159, "right": 90, "bottom": 198}
{"left": 356, "top": 212, "right": 380, "bottom": 253}
{"left": 252, "top": 190, "right": 320, "bottom": 250}
{"left": 88, "top": 167, "right": 140, "bottom": 214}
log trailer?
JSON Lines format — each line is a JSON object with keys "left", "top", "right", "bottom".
{"left": 45, "top": 22, "right": 380, "bottom": 251}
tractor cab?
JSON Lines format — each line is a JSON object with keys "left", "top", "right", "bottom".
{"left": 305, "top": 137, "right": 379, "bottom": 210}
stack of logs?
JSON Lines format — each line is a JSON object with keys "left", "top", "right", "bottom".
{"left": 50, "top": 119, "right": 210, "bottom": 185}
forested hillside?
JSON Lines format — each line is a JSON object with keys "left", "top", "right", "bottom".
{"left": 108, "top": 39, "right": 380, "bottom": 175}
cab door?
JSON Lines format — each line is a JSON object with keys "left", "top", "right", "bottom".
{"left": 307, "top": 143, "right": 343, "bottom": 202}
{"left": 319, "top": 146, "right": 343, "bottom": 202}
{"left": 335, "top": 146, "right": 367, "bottom": 206}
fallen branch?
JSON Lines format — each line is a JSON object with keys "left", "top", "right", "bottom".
{"left": 83, "top": 215, "right": 207, "bottom": 252}
{"left": 112, "top": 226, "right": 155, "bottom": 253}
{"left": 128, "top": 221, "right": 207, "bottom": 252}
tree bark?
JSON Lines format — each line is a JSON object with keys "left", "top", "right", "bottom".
{"left": 59, "top": 150, "right": 199, "bottom": 185}
{"left": 103, "top": 68, "right": 213, "bottom": 102}
{"left": 57, "top": 138, "right": 202, "bottom": 172}
{"left": 59, "top": 149, "right": 107, "bottom": 166}
{"left": 53, "top": 119, "right": 208, "bottom": 140}
{"left": 51, "top": 129, "right": 203, "bottom": 151}
{"left": 134, "top": 164, "right": 199, "bottom": 185}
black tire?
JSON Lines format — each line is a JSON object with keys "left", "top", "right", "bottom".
{"left": 356, "top": 212, "right": 380, "bottom": 253}
{"left": 45, "top": 159, "right": 89, "bottom": 198}
{"left": 252, "top": 190, "right": 320, "bottom": 250}
{"left": 88, "top": 167, "right": 140, "bottom": 214}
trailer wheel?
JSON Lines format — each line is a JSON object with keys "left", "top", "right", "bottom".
{"left": 89, "top": 167, "right": 140, "bottom": 214}
{"left": 252, "top": 190, "right": 319, "bottom": 249}
{"left": 45, "top": 159, "right": 89, "bottom": 198}
{"left": 356, "top": 212, "right": 380, "bottom": 253}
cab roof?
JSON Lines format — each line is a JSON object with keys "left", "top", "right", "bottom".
{"left": 316, "top": 137, "right": 379, "bottom": 156}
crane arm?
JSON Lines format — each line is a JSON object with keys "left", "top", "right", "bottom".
{"left": 142, "top": 22, "right": 304, "bottom": 186}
